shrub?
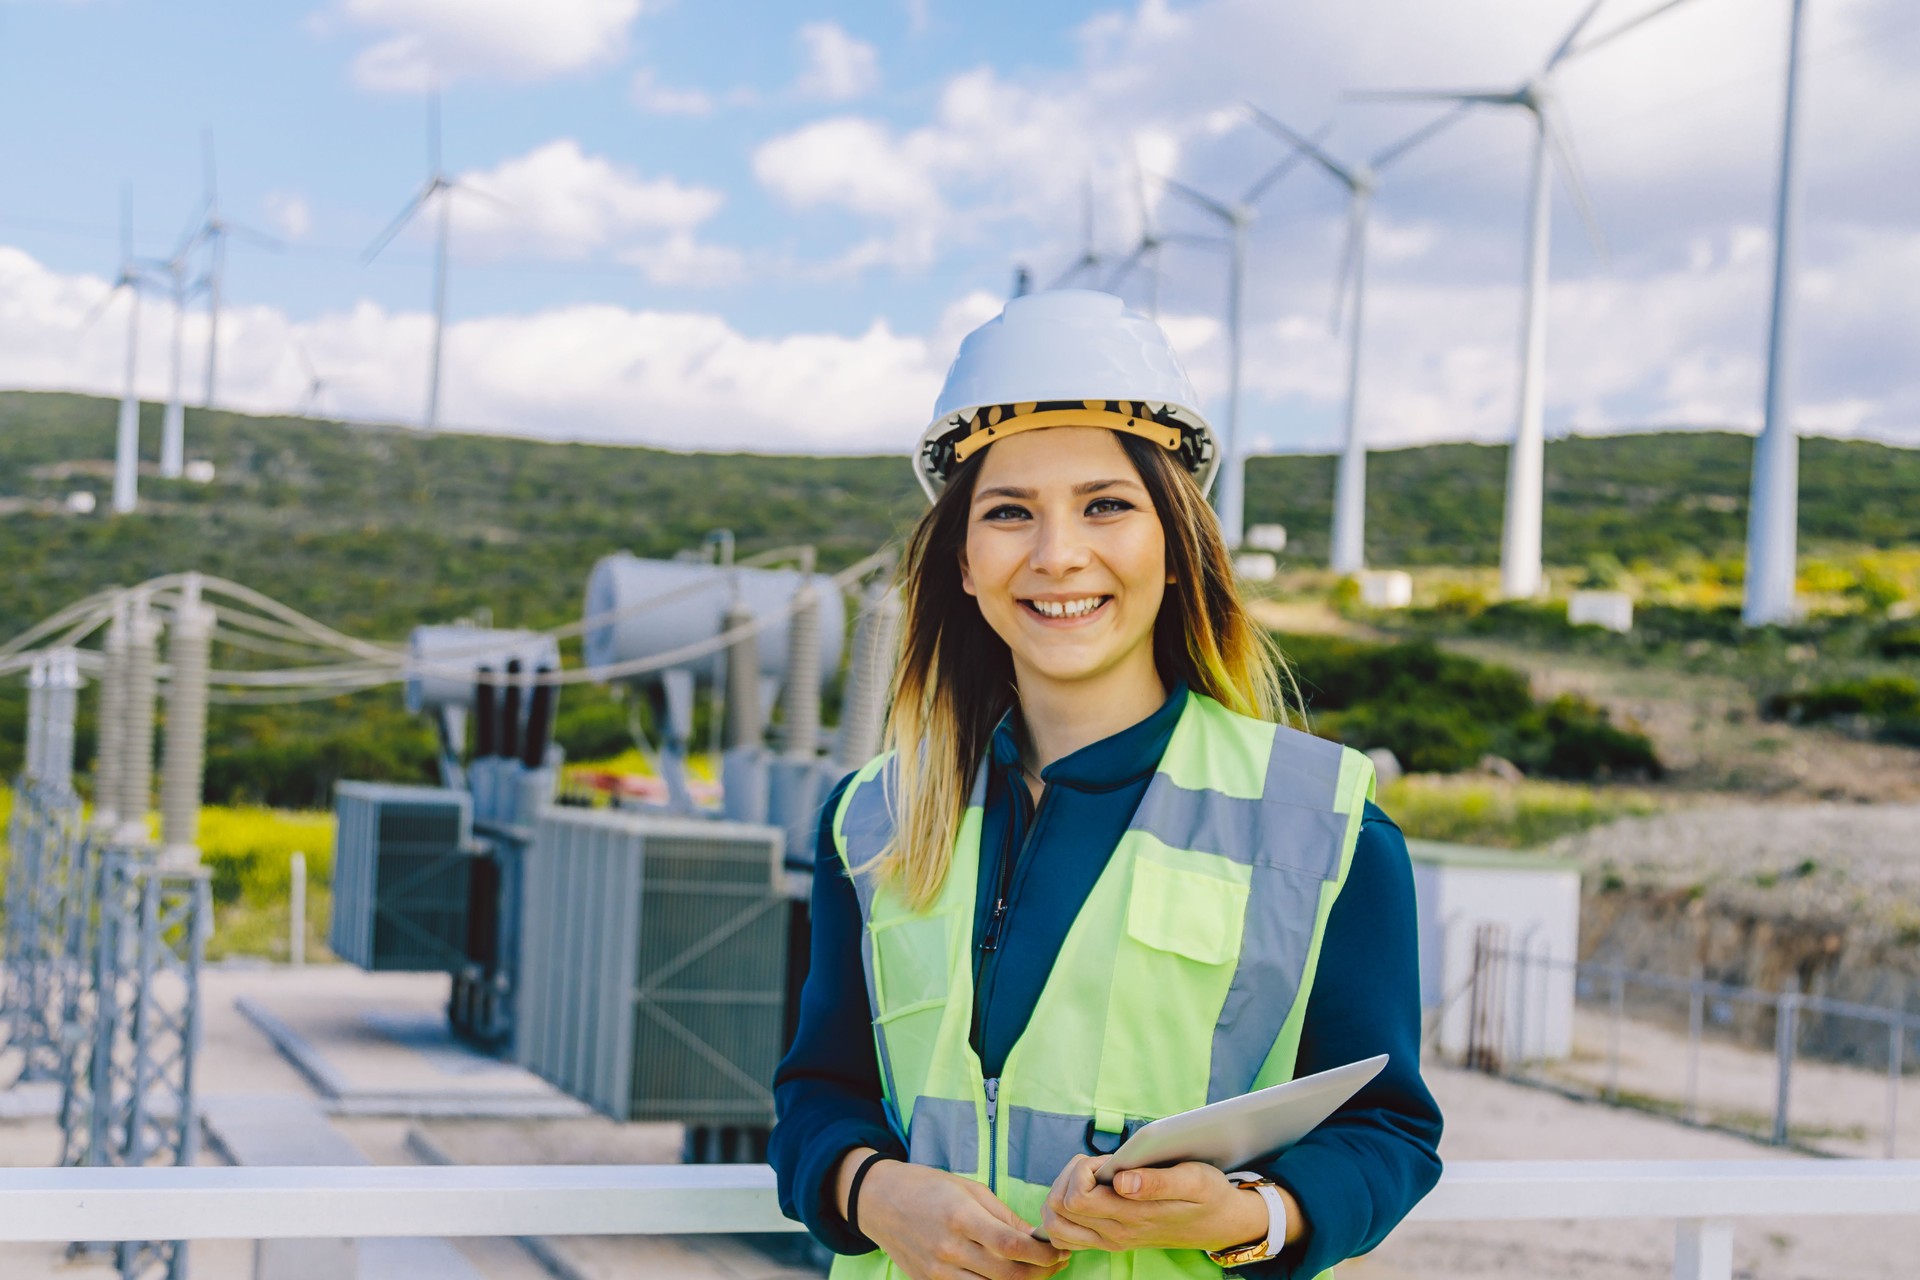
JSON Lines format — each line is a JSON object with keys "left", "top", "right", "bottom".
{"left": 1280, "top": 634, "right": 1662, "bottom": 780}
{"left": 1762, "top": 675, "right": 1920, "bottom": 723}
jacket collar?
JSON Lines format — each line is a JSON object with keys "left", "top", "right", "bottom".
{"left": 989, "top": 679, "right": 1189, "bottom": 794}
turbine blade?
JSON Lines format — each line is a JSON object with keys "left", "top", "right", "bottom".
{"left": 1129, "top": 139, "right": 1154, "bottom": 236}
{"left": 449, "top": 179, "right": 513, "bottom": 212}
{"left": 1245, "top": 104, "right": 1353, "bottom": 186}
{"left": 1156, "top": 175, "right": 1233, "bottom": 224}
{"left": 1545, "top": 107, "right": 1609, "bottom": 263}
{"left": 202, "top": 130, "right": 219, "bottom": 210}
{"left": 1159, "top": 230, "right": 1230, "bottom": 249}
{"left": 224, "top": 220, "right": 285, "bottom": 251}
{"left": 363, "top": 186, "right": 434, "bottom": 262}
{"left": 428, "top": 88, "right": 442, "bottom": 176}
{"left": 1048, "top": 252, "right": 1101, "bottom": 291}
{"left": 1569, "top": 0, "right": 1698, "bottom": 61}
{"left": 1546, "top": 0, "right": 1612, "bottom": 69}
{"left": 1081, "top": 170, "right": 1095, "bottom": 254}
{"left": 1347, "top": 87, "right": 1519, "bottom": 106}
{"left": 1330, "top": 199, "right": 1365, "bottom": 332}
{"left": 120, "top": 186, "right": 133, "bottom": 262}
{"left": 1103, "top": 241, "right": 1151, "bottom": 292}
{"left": 1241, "top": 147, "right": 1310, "bottom": 206}
{"left": 77, "top": 283, "right": 124, "bottom": 334}
{"left": 1372, "top": 101, "right": 1475, "bottom": 170}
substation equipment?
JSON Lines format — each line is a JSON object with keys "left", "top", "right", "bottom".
{"left": 325, "top": 545, "right": 899, "bottom": 1159}
{"left": 3, "top": 581, "right": 217, "bottom": 1280}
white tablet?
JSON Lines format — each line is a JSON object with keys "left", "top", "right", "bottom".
{"left": 1092, "top": 1054, "right": 1388, "bottom": 1185}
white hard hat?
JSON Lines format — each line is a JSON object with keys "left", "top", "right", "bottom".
{"left": 914, "top": 289, "right": 1218, "bottom": 503}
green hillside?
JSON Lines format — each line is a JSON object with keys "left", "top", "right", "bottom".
{"left": 3, "top": 390, "right": 1918, "bottom": 643}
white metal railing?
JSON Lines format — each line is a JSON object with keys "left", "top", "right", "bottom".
{"left": 0, "top": 1161, "right": 1916, "bottom": 1280}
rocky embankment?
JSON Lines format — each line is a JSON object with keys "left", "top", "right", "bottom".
{"left": 1550, "top": 802, "right": 1920, "bottom": 1061}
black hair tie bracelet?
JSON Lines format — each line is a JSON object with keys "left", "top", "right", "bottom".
{"left": 846, "top": 1150, "right": 897, "bottom": 1241}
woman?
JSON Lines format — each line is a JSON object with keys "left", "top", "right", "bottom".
{"left": 772, "top": 290, "right": 1441, "bottom": 1279}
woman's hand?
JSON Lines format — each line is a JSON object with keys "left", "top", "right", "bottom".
{"left": 842, "top": 1151, "right": 1070, "bottom": 1280}
{"left": 1040, "top": 1157, "right": 1285, "bottom": 1255}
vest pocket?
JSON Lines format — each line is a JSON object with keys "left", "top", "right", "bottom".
{"left": 1123, "top": 856, "right": 1246, "bottom": 966}
{"left": 870, "top": 909, "right": 961, "bottom": 1010}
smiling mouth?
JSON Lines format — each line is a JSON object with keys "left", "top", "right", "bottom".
{"left": 1021, "top": 595, "right": 1113, "bottom": 621}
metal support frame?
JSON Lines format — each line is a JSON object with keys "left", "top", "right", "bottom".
{"left": 56, "top": 845, "right": 211, "bottom": 1280}
{"left": 3, "top": 780, "right": 88, "bottom": 1083}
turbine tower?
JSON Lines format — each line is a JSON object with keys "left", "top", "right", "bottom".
{"left": 1104, "top": 144, "right": 1169, "bottom": 318}
{"left": 1048, "top": 174, "right": 1106, "bottom": 290}
{"left": 180, "top": 133, "right": 279, "bottom": 412}
{"left": 1353, "top": 0, "right": 1631, "bottom": 598}
{"left": 366, "top": 91, "right": 502, "bottom": 430}
{"left": 157, "top": 241, "right": 195, "bottom": 479}
{"left": 1156, "top": 142, "right": 1315, "bottom": 549}
{"left": 1743, "top": 0, "right": 1809, "bottom": 626}
{"left": 83, "top": 190, "right": 155, "bottom": 515}
{"left": 1247, "top": 105, "right": 1470, "bottom": 575}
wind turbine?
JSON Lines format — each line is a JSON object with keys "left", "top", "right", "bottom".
{"left": 1155, "top": 141, "right": 1316, "bottom": 549}
{"left": 1352, "top": 0, "right": 1634, "bottom": 598}
{"left": 1048, "top": 174, "right": 1106, "bottom": 290}
{"left": 81, "top": 190, "right": 156, "bottom": 515}
{"left": 1246, "top": 105, "right": 1471, "bottom": 574}
{"left": 180, "top": 133, "right": 280, "bottom": 413}
{"left": 156, "top": 236, "right": 196, "bottom": 479}
{"left": 295, "top": 341, "right": 330, "bottom": 417}
{"left": 1104, "top": 145, "right": 1169, "bottom": 318}
{"left": 365, "top": 90, "right": 504, "bottom": 430}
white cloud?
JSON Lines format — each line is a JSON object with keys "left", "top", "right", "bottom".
{"left": 262, "top": 191, "right": 312, "bottom": 241}
{"left": 618, "top": 233, "right": 748, "bottom": 288}
{"left": 629, "top": 67, "right": 713, "bottom": 116}
{"left": 325, "top": 0, "right": 645, "bottom": 91}
{"left": 5, "top": 213, "right": 1919, "bottom": 460}
{"left": 794, "top": 22, "right": 880, "bottom": 102}
{"left": 444, "top": 139, "right": 726, "bottom": 264}
{"left": 0, "top": 246, "right": 954, "bottom": 451}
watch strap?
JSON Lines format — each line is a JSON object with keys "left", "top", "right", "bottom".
{"left": 1206, "top": 1171, "right": 1286, "bottom": 1267}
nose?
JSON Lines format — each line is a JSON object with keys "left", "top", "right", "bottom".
{"left": 1027, "top": 510, "right": 1093, "bottom": 578}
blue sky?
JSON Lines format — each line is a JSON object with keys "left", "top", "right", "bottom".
{"left": 2, "top": 0, "right": 1917, "bottom": 455}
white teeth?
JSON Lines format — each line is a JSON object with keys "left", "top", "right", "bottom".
{"left": 1030, "top": 596, "right": 1107, "bottom": 618}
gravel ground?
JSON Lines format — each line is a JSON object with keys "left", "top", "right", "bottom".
{"left": 1548, "top": 801, "right": 1920, "bottom": 927}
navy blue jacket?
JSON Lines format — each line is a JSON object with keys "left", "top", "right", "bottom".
{"left": 770, "top": 683, "right": 1442, "bottom": 1278}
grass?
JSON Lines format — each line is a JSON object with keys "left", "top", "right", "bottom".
{"left": 1378, "top": 774, "right": 1666, "bottom": 849}
{"left": 0, "top": 785, "right": 337, "bottom": 963}
{"left": 193, "top": 804, "right": 336, "bottom": 963}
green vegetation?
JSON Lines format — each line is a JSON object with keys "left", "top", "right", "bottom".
{"left": 194, "top": 803, "right": 336, "bottom": 962}
{"left": 1378, "top": 775, "right": 1665, "bottom": 849}
{"left": 3, "top": 392, "right": 1912, "bottom": 809}
{"left": 1245, "top": 431, "right": 1920, "bottom": 567}
{"left": 1762, "top": 674, "right": 1920, "bottom": 746}
{"left": 1280, "top": 633, "right": 1662, "bottom": 779}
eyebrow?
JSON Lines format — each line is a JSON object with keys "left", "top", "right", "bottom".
{"left": 973, "top": 478, "right": 1142, "bottom": 502}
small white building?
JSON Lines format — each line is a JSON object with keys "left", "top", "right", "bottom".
{"left": 1569, "top": 590, "right": 1633, "bottom": 633}
{"left": 1407, "top": 839, "right": 1581, "bottom": 1064}
{"left": 1246, "top": 524, "right": 1288, "bottom": 552}
{"left": 1233, "top": 552, "right": 1278, "bottom": 582}
{"left": 1359, "top": 570, "right": 1414, "bottom": 609}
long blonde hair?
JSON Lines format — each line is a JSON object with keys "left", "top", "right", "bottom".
{"left": 865, "top": 430, "right": 1299, "bottom": 909}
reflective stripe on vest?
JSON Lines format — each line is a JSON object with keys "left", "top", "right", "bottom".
{"left": 829, "top": 693, "right": 1373, "bottom": 1279}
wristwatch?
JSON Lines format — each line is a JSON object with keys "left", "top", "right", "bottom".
{"left": 1205, "top": 1171, "right": 1287, "bottom": 1269}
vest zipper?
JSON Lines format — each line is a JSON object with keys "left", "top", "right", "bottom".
{"left": 983, "top": 1076, "right": 1000, "bottom": 1193}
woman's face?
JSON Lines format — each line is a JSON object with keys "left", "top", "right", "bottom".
{"left": 959, "top": 425, "right": 1167, "bottom": 692}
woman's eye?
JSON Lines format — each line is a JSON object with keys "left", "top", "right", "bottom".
{"left": 1087, "top": 497, "right": 1133, "bottom": 515}
{"left": 982, "top": 504, "right": 1029, "bottom": 521}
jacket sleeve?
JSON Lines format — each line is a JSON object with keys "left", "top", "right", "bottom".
{"left": 1241, "top": 803, "right": 1444, "bottom": 1279}
{"left": 768, "top": 770, "right": 909, "bottom": 1254}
